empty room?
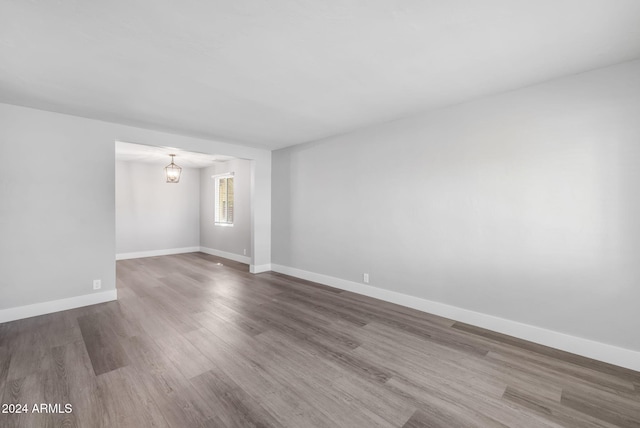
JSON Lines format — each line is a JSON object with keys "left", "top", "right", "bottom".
{"left": 1, "top": 1, "right": 639, "bottom": 427}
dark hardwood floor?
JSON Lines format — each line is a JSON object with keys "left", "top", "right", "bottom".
{"left": 1, "top": 252, "right": 639, "bottom": 427}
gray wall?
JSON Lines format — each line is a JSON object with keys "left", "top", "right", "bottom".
{"left": 0, "top": 106, "right": 116, "bottom": 309}
{"left": 0, "top": 102, "right": 271, "bottom": 310}
{"left": 200, "top": 159, "right": 252, "bottom": 258}
{"left": 272, "top": 60, "right": 640, "bottom": 351}
{"left": 115, "top": 161, "right": 200, "bottom": 255}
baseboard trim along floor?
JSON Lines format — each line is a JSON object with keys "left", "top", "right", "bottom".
{"left": 199, "top": 246, "right": 251, "bottom": 264}
{"left": 116, "top": 247, "right": 201, "bottom": 260}
{"left": 117, "top": 247, "right": 252, "bottom": 264}
{"left": 270, "top": 263, "right": 640, "bottom": 372}
{"left": 0, "top": 289, "right": 118, "bottom": 323}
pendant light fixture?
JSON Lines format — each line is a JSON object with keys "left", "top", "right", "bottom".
{"left": 165, "top": 154, "right": 182, "bottom": 183}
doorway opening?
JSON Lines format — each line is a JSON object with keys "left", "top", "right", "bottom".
{"left": 114, "top": 140, "right": 255, "bottom": 267}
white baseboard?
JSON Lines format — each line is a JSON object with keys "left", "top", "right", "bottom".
{"left": 116, "top": 246, "right": 200, "bottom": 260}
{"left": 199, "top": 246, "right": 251, "bottom": 264}
{"left": 250, "top": 263, "right": 272, "bottom": 274}
{"left": 271, "top": 264, "right": 640, "bottom": 372}
{"left": 0, "top": 289, "right": 118, "bottom": 324}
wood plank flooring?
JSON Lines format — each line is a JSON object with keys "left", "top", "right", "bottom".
{"left": 1, "top": 252, "right": 639, "bottom": 427}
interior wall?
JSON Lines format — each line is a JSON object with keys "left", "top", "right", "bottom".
{"left": 272, "top": 60, "right": 640, "bottom": 352}
{"left": 200, "top": 159, "right": 252, "bottom": 258}
{"left": 115, "top": 161, "right": 200, "bottom": 255}
{"left": 0, "top": 106, "right": 116, "bottom": 309}
{"left": 0, "top": 102, "right": 271, "bottom": 312}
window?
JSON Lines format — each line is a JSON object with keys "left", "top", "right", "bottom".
{"left": 214, "top": 174, "right": 234, "bottom": 225}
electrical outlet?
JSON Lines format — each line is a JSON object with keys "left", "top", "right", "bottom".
{"left": 363, "top": 273, "right": 369, "bottom": 284}
{"left": 93, "top": 279, "right": 101, "bottom": 290}
{"left": 243, "top": 249, "right": 247, "bottom": 255}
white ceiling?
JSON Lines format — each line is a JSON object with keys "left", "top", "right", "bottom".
{"left": 1, "top": 1, "right": 640, "bottom": 150}
{"left": 115, "top": 141, "right": 234, "bottom": 168}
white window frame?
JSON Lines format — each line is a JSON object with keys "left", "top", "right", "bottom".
{"left": 213, "top": 172, "right": 234, "bottom": 227}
